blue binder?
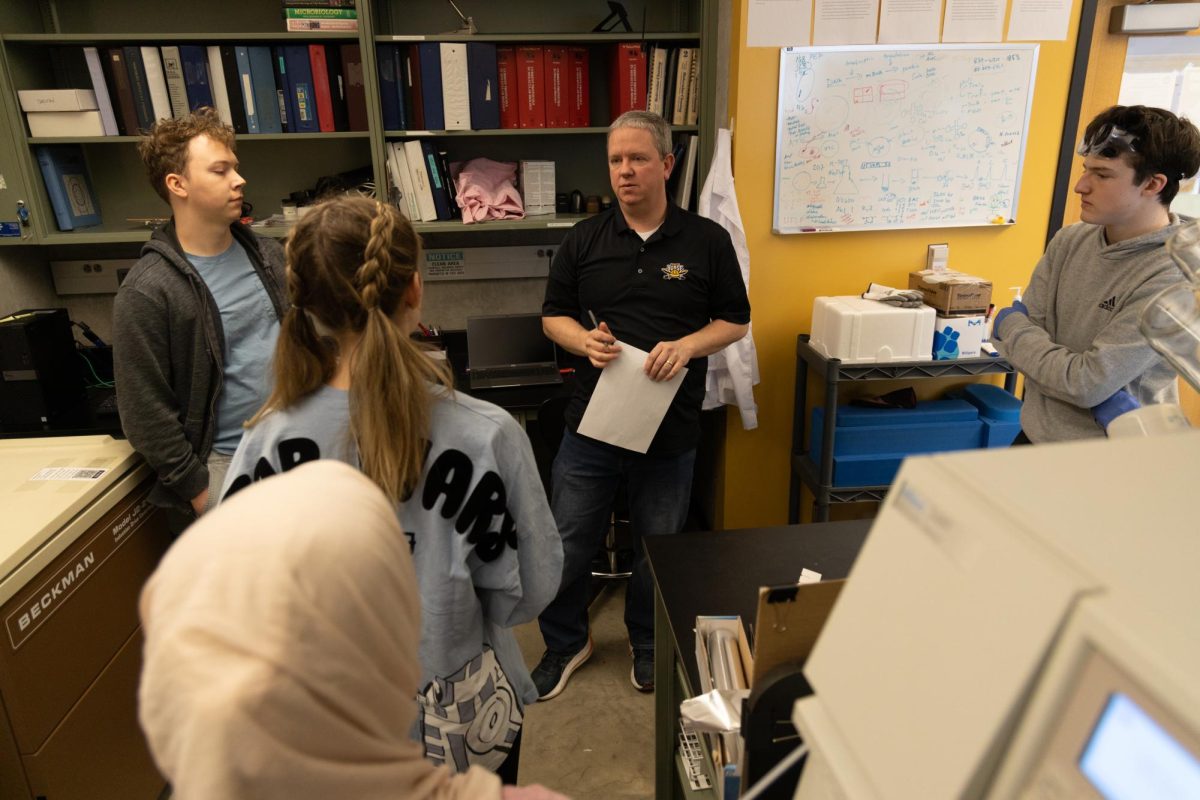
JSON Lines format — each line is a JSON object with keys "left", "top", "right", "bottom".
{"left": 467, "top": 43, "right": 500, "bottom": 130}
{"left": 281, "top": 45, "right": 319, "bottom": 133}
{"left": 178, "top": 45, "right": 214, "bottom": 111}
{"left": 247, "top": 47, "right": 282, "bottom": 133}
{"left": 376, "top": 43, "right": 404, "bottom": 131}
{"left": 417, "top": 43, "right": 444, "bottom": 131}
{"left": 36, "top": 146, "right": 102, "bottom": 231}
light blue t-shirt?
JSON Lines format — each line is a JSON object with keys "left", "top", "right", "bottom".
{"left": 187, "top": 240, "right": 280, "bottom": 454}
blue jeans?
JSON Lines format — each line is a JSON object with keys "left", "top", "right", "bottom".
{"left": 538, "top": 430, "right": 695, "bottom": 655}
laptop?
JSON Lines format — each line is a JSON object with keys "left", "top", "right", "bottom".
{"left": 466, "top": 313, "right": 563, "bottom": 390}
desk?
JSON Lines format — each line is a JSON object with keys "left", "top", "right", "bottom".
{"left": 646, "top": 520, "right": 871, "bottom": 799}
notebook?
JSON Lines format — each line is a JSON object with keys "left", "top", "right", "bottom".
{"left": 466, "top": 313, "right": 563, "bottom": 390}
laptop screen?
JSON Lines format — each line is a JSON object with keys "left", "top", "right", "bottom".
{"left": 466, "top": 314, "right": 556, "bottom": 369}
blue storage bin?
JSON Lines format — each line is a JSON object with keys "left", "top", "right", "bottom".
{"left": 961, "top": 384, "right": 1022, "bottom": 447}
{"left": 830, "top": 452, "right": 907, "bottom": 487}
{"left": 811, "top": 400, "right": 984, "bottom": 457}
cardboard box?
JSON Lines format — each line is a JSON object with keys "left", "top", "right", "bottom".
{"left": 909, "top": 270, "right": 993, "bottom": 314}
{"left": 933, "top": 313, "right": 986, "bottom": 359}
{"left": 26, "top": 111, "right": 105, "bottom": 138}
{"left": 518, "top": 159, "right": 555, "bottom": 216}
{"left": 18, "top": 89, "right": 98, "bottom": 112}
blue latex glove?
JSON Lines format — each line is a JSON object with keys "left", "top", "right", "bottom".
{"left": 990, "top": 299, "right": 1028, "bottom": 341}
{"left": 1092, "top": 390, "right": 1140, "bottom": 431}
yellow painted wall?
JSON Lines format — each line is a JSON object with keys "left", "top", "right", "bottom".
{"left": 720, "top": 0, "right": 1084, "bottom": 528}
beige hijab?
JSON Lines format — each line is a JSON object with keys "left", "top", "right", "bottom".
{"left": 138, "top": 460, "right": 501, "bottom": 800}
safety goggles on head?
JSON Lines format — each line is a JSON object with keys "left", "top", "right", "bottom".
{"left": 1076, "top": 124, "right": 1139, "bottom": 158}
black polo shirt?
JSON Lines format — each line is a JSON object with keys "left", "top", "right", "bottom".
{"left": 543, "top": 202, "right": 751, "bottom": 455}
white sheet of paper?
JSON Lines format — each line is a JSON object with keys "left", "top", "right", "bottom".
{"left": 747, "top": 0, "right": 813, "bottom": 47}
{"left": 576, "top": 342, "right": 687, "bottom": 454}
{"left": 942, "top": 0, "right": 1004, "bottom": 42}
{"left": 1006, "top": 0, "right": 1071, "bottom": 41}
{"left": 1119, "top": 70, "right": 1178, "bottom": 111}
{"left": 878, "top": 0, "right": 942, "bottom": 43}
{"left": 814, "top": 0, "right": 881, "bottom": 44}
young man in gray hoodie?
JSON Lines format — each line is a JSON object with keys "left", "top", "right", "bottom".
{"left": 113, "top": 108, "right": 286, "bottom": 522}
{"left": 992, "top": 105, "right": 1200, "bottom": 443}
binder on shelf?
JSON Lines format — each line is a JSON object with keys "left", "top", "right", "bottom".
{"left": 543, "top": 46, "right": 569, "bottom": 129}
{"left": 83, "top": 47, "right": 119, "bottom": 135}
{"left": 122, "top": 45, "right": 156, "bottom": 132}
{"left": 417, "top": 43, "right": 444, "bottom": 131}
{"left": 102, "top": 48, "right": 139, "bottom": 135}
{"left": 247, "top": 46, "right": 283, "bottom": 134}
{"left": 402, "top": 139, "right": 438, "bottom": 222}
{"left": 436, "top": 149, "right": 460, "bottom": 219}
{"left": 206, "top": 46, "right": 233, "bottom": 127}
{"left": 35, "top": 145, "right": 102, "bottom": 231}
{"left": 386, "top": 142, "right": 419, "bottom": 220}
{"left": 159, "top": 46, "right": 191, "bottom": 119}
{"left": 496, "top": 46, "right": 519, "bottom": 129}
{"left": 421, "top": 139, "right": 454, "bottom": 220}
{"left": 440, "top": 43, "right": 471, "bottom": 131}
{"left": 685, "top": 47, "right": 700, "bottom": 126}
{"left": 647, "top": 46, "right": 668, "bottom": 117}
{"left": 281, "top": 45, "right": 319, "bottom": 132}
{"left": 610, "top": 42, "right": 647, "bottom": 121}
{"left": 671, "top": 47, "right": 692, "bottom": 125}
{"left": 400, "top": 47, "right": 418, "bottom": 130}
{"left": 218, "top": 45, "right": 249, "bottom": 134}
{"left": 661, "top": 47, "right": 679, "bottom": 127}
{"left": 233, "top": 46, "right": 258, "bottom": 133}
{"left": 569, "top": 47, "right": 590, "bottom": 127}
{"left": 466, "top": 42, "right": 499, "bottom": 130}
{"left": 674, "top": 134, "right": 699, "bottom": 210}
{"left": 271, "top": 46, "right": 292, "bottom": 132}
{"left": 308, "top": 44, "right": 336, "bottom": 132}
{"left": 515, "top": 46, "right": 546, "bottom": 129}
{"left": 322, "top": 44, "right": 349, "bottom": 132}
{"left": 340, "top": 44, "right": 369, "bottom": 131}
{"left": 139, "top": 46, "right": 172, "bottom": 124}
{"left": 178, "top": 45, "right": 214, "bottom": 112}
{"left": 376, "top": 44, "right": 404, "bottom": 131}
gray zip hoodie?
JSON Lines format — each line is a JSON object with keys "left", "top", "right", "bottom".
{"left": 995, "top": 217, "right": 1186, "bottom": 442}
{"left": 113, "top": 221, "right": 286, "bottom": 509}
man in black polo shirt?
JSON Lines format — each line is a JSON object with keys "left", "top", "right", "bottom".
{"left": 533, "top": 110, "right": 751, "bottom": 699}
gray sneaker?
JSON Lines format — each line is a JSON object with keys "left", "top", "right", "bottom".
{"left": 532, "top": 636, "right": 594, "bottom": 700}
{"left": 630, "top": 648, "right": 654, "bottom": 692}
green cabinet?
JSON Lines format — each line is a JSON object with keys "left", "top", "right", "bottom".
{"left": 0, "top": 0, "right": 715, "bottom": 247}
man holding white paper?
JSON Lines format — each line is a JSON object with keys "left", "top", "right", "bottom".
{"left": 533, "top": 111, "right": 750, "bottom": 699}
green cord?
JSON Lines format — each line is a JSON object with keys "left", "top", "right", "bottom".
{"left": 78, "top": 350, "right": 115, "bottom": 389}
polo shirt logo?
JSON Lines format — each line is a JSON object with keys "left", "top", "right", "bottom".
{"left": 661, "top": 263, "right": 688, "bottom": 280}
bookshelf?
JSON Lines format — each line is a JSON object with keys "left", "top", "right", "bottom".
{"left": 0, "top": 0, "right": 716, "bottom": 248}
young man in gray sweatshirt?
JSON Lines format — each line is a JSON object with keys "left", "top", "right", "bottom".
{"left": 113, "top": 109, "right": 286, "bottom": 522}
{"left": 992, "top": 105, "right": 1200, "bottom": 443}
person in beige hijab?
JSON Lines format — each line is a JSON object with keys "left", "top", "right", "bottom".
{"left": 138, "top": 460, "right": 567, "bottom": 800}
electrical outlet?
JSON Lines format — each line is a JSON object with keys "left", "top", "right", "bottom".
{"left": 50, "top": 259, "right": 135, "bottom": 295}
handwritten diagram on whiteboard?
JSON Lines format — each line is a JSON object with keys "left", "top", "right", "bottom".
{"left": 773, "top": 44, "right": 1039, "bottom": 234}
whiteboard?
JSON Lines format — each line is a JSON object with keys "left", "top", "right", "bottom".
{"left": 773, "top": 44, "right": 1039, "bottom": 234}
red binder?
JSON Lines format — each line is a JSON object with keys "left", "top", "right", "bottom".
{"left": 543, "top": 46, "right": 570, "bottom": 129}
{"left": 406, "top": 44, "right": 426, "bottom": 130}
{"left": 569, "top": 47, "right": 590, "bottom": 128}
{"left": 609, "top": 42, "right": 647, "bottom": 122}
{"left": 515, "top": 46, "right": 546, "bottom": 129}
{"left": 308, "top": 45, "right": 335, "bottom": 132}
{"left": 496, "top": 46, "right": 519, "bottom": 129}
{"left": 340, "top": 44, "right": 369, "bottom": 131}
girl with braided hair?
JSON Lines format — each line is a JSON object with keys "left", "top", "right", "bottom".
{"left": 219, "top": 195, "right": 562, "bottom": 782}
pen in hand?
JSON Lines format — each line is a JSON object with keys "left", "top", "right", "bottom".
{"left": 585, "top": 309, "right": 619, "bottom": 364}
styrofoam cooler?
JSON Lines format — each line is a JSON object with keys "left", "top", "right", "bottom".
{"left": 810, "top": 296, "right": 935, "bottom": 364}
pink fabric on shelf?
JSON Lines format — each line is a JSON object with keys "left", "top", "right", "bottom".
{"left": 452, "top": 158, "right": 525, "bottom": 223}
